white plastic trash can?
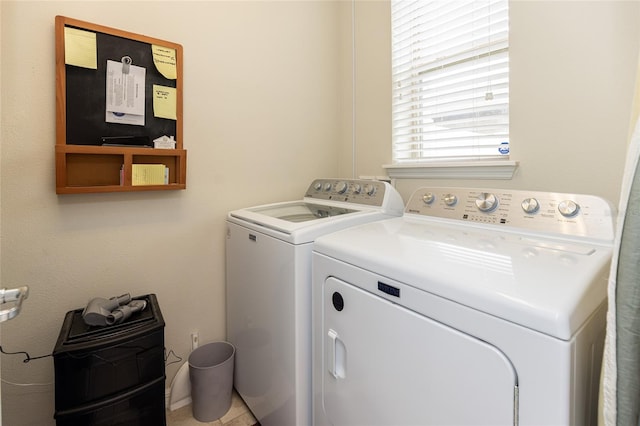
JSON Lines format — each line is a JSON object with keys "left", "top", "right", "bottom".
{"left": 188, "top": 341, "right": 235, "bottom": 422}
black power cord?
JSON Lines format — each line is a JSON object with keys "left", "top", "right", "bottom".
{"left": 1, "top": 345, "right": 184, "bottom": 367}
{"left": 0, "top": 345, "right": 52, "bottom": 363}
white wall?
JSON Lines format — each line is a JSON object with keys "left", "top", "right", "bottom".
{"left": 0, "top": 2, "right": 341, "bottom": 425}
{"left": 347, "top": 1, "right": 640, "bottom": 206}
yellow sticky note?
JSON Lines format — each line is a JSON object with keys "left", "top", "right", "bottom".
{"left": 132, "top": 164, "right": 167, "bottom": 185}
{"left": 152, "top": 45, "right": 177, "bottom": 80}
{"left": 64, "top": 27, "right": 97, "bottom": 69}
{"left": 153, "top": 85, "right": 177, "bottom": 120}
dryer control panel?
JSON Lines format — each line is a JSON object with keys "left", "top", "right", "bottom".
{"left": 404, "top": 187, "right": 615, "bottom": 241}
{"left": 304, "top": 179, "right": 389, "bottom": 207}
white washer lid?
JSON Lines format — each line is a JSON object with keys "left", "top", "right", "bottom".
{"left": 227, "top": 179, "right": 405, "bottom": 244}
{"left": 228, "top": 201, "right": 395, "bottom": 244}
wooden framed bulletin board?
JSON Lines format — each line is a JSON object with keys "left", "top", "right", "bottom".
{"left": 55, "top": 16, "right": 186, "bottom": 194}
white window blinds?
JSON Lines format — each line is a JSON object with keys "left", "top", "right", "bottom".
{"left": 391, "top": 0, "right": 509, "bottom": 163}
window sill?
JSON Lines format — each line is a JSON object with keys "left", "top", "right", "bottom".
{"left": 383, "top": 160, "right": 519, "bottom": 180}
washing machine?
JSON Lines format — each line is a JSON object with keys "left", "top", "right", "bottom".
{"left": 226, "top": 178, "right": 404, "bottom": 426}
{"left": 312, "top": 187, "right": 615, "bottom": 426}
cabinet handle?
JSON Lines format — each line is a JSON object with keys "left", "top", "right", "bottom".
{"left": 327, "top": 329, "right": 346, "bottom": 379}
{"left": 0, "top": 286, "right": 29, "bottom": 323}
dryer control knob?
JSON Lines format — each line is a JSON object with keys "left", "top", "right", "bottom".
{"left": 475, "top": 193, "right": 498, "bottom": 212}
{"left": 352, "top": 184, "right": 362, "bottom": 194}
{"left": 364, "top": 184, "right": 376, "bottom": 196}
{"left": 324, "top": 182, "right": 332, "bottom": 192}
{"left": 335, "top": 181, "right": 348, "bottom": 194}
{"left": 521, "top": 198, "right": 540, "bottom": 214}
{"left": 422, "top": 193, "right": 435, "bottom": 205}
{"left": 443, "top": 193, "right": 457, "bottom": 206}
{"left": 558, "top": 200, "right": 580, "bottom": 217}
{"left": 313, "top": 182, "right": 323, "bottom": 191}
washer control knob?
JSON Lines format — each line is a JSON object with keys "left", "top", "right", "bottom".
{"left": 352, "top": 184, "right": 362, "bottom": 194}
{"left": 335, "top": 181, "right": 348, "bottom": 194}
{"left": 324, "top": 182, "right": 332, "bottom": 192}
{"left": 475, "top": 193, "right": 498, "bottom": 212}
{"left": 521, "top": 198, "right": 540, "bottom": 214}
{"left": 422, "top": 192, "right": 435, "bottom": 205}
{"left": 558, "top": 200, "right": 580, "bottom": 217}
{"left": 443, "top": 193, "right": 457, "bottom": 207}
{"left": 313, "top": 182, "right": 323, "bottom": 191}
{"left": 364, "top": 183, "right": 376, "bottom": 196}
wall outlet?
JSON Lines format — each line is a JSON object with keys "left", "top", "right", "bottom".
{"left": 191, "top": 332, "right": 199, "bottom": 351}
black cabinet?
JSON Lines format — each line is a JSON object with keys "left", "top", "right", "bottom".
{"left": 53, "top": 294, "right": 166, "bottom": 426}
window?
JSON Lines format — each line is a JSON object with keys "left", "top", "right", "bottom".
{"left": 390, "top": 1, "right": 510, "bottom": 169}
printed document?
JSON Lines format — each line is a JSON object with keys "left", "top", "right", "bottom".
{"left": 105, "top": 59, "right": 146, "bottom": 126}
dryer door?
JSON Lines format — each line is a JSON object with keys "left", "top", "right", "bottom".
{"left": 321, "top": 277, "right": 517, "bottom": 426}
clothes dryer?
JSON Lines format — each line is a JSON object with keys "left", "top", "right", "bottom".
{"left": 226, "top": 179, "right": 404, "bottom": 426}
{"left": 312, "top": 187, "right": 615, "bottom": 426}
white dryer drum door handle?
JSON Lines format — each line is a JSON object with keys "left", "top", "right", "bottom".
{"left": 327, "top": 329, "right": 346, "bottom": 379}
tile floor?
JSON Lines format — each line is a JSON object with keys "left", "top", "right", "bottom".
{"left": 166, "top": 391, "right": 257, "bottom": 426}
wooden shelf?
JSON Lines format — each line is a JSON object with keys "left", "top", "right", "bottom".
{"left": 55, "top": 16, "right": 186, "bottom": 195}
{"left": 55, "top": 145, "right": 187, "bottom": 194}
